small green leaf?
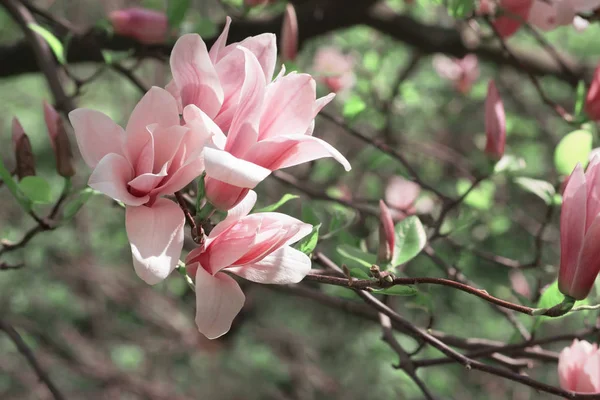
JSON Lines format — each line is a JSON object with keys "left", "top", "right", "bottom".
{"left": 337, "top": 244, "right": 377, "bottom": 270}
{"left": 28, "top": 23, "right": 66, "bottom": 64}
{"left": 296, "top": 224, "right": 320, "bottom": 255}
{"left": 554, "top": 130, "right": 593, "bottom": 176}
{"left": 514, "top": 177, "right": 556, "bottom": 205}
{"left": 533, "top": 281, "right": 589, "bottom": 331}
{"left": 373, "top": 285, "right": 418, "bottom": 296}
{"left": 167, "top": 0, "right": 192, "bottom": 28}
{"left": 301, "top": 204, "right": 320, "bottom": 226}
{"left": 255, "top": 193, "right": 299, "bottom": 212}
{"left": 195, "top": 172, "right": 206, "bottom": 214}
{"left": 0, "top": 157, "right": 30, "bottom": 211}
{"left": 18, "top": 176, "right": 53, "bottom": 204}
{"left": 574, "top": 81, "right": 586, "bottom": 118}
{"left": 438, "top": 0, "right": 474, "bottom": 18}
{"left": 391, "top": 216, "right": 427, "bottom": 266}
{"left": 456, "top": 179, "right": 496, "bottom": 210}
{"left": 63, "top": 188, "right": 97, "bottom": 220}
{"left": 342, "top": 95, "right": 366, "bottom": 119}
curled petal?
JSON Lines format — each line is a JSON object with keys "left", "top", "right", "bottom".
{"left": 88, "top": 153, "right": 148, "bottom": 206}
{"left": 125, "top": 199, "right": 185, "bottom": 285}
{"left": 209, "top": 190, "right": 258, "bottom": 238}
{"left": 194, "top": 268, "right": 245, "bottom": 339}
{"left": 228, "top": 246, "right": 311, "bottom": 284}
{"left": 204, "top": 147, "right": 271, "bottom": 188}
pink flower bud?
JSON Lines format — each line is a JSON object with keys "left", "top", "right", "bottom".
{"left": 558, "top": 340, "right": 600, "bottom": 393}
{"left": 432, "top": 54, "right": 479, "bottom": 94}
{"left": 313, "top": 47, "right": 356, "bottom": 93}
{"left": 11, "top": 117, "right": 36, "bottom": 180}
{"left": 280, "top": 3, "right": 298, "bottom": 62}
{"left": 44, "top": 101, "right": 75, "bottom": 177}
{"left": 558, "top": 158, "right": 600, "bottom": 300}
{"left": 109, "top": 7, "right": 168, "bottom": 45}
{"left": 484, "top": 80, "right": 506, "bottom": 160}
{"left": 586, "top": 64, "right": 600, "bottom": 121}
{"left": 378, "top": 200, "right": 395, "bottom": 263}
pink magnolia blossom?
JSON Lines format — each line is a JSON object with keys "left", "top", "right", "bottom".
{"left": 558, "top": 157, "right": 600, "bottom": 300}
{"left": 69, "top": 87, "right": 212, "bottom": 285}
{"left": 558, "top": 340, "right": 600, "bottom": 393}
{"left": 378, "top": 200, "right": 395, "bottom": 263}
{"left": 384, "top": 176, "right": 420, "bottom": 220}
{"left": 280, "top": 3, "right": 298, "bottom": 62}
{"left": 185, "top": 191, "right": 312, "bottom": 339}
{"left": 484, "top": 80, "right": 506, "bottom": 160}
{"left": 44, "top": 101, "right": 74, "bottom": 177}
{"left": 312, "top": 47, "right": 356, "bottom": 93}
{"left": 168, "top": 21, "right": 351, "bottom": 210}
{"left": 109, "top": 7, "right": 169, "bottom": 45}
{"left": 432, "top": 54, "right": 479, "bottom": 94}
{"left": 586, "top": 64, "right": 600, "bottom": 121}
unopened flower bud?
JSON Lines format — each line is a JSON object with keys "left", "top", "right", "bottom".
{"left": 280, "top": 3, "right": 298, "bottom": 62}
{"left": 44, "top": 101, "right": 75, "bottom": 177}
{"left": 109, "top": 7, "right": 168, "bottom": 45}
{"left": 11, "top": 117, "right": 35, "bottom": 180}
{"left": 378, "top": 200, "right": 395, "bottom": 264}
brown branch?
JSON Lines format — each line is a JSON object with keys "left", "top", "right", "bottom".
{"left": 0, "top": 320, "right": 67, "bottom": 400}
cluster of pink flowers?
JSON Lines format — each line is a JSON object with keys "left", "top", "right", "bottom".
{"left": 69, "top": 18, "right": 350, "bottom": 338}
{"left": 558, "top": 340, "right": 600, "bottom": 393}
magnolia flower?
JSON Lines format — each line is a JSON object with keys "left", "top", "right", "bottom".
{"left": 168, "top": 21, "right": 351, "bottom": 210}
{"left": 432, "top": 54, "right": 479, "bottom": 94}
{"left": 69, "top": 87, "right": 212, "bottom": 285}
{"left": 11, "top": 117, "right": 35, "bottom": 180}
{"left": 493, "top": 0, "right": 600, "bottom": 37}
{"left": 558, "top": 156, "right": 600, "bottom": 300}
{"left": 586, "top": 64, "right": 600, "bottom": 121}
{"left": 44, "top": 101, "right": 75, "bottom": 177}
{"left": 484, "top": 80, "right": 506, "bottom": 160}
{"left": 185, "top": 191, "right": 312, "bottom": 339}
{"left": 312, "top": 47, "right": 356, "bottom": 93}
{"left": 109, "top": 7, "right": 169, "bottom": 45}
{"left": 385, "top": 176, "right": 420, "bottom": 220}
{"left": 378, "top": 200, "right": 395, "bottom": 263}
{"left": 280, "top": 3, "right": 299, "bottom": 62}
{"left": 558, "top": 340, "right": 600, "bottom": 392}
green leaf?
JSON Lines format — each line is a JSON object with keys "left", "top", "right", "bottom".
{"left": 110, "top": 344, "right": 144, "bottom": 371}
{"left": 373, "top": 286, "right": 418, "bottom": 296}
{"left": 349, "top": 268, "right": 371, "bottom": 279}
{"left": 575, "top": 81, "right": 586, "bottom": 118}
{"left": 391, "top": 216, "right": 427, "bottom": 266}
{"left": 456, "top": 179, "right": 496, "bottom": 210}
{"left": 296, "top": 224, "right": 320, "bottom": 255}
{"left": 342, "top": 95, "right": 366, "bottom": 119}
{"left": 255, "top": 193, "right": 299, "bottom": 212}
{"left": 195, "top": 172, "right": 206, "bottom": 214}
{"left": 554, "top": 130, "right": 593, "bottom": 176}
{"left": 18, "top": 176, "right": 53, "bottom": 204}
{"left": 533, "top": 281, "right": 589, "bottom": 331}
{"left": 301, "top": 204, "right": 320, "bottom": 226}
{"left": 0, "top": 157, "right": 30, "bottom": 211}
{"left": 438, "top": 0, "right": 474, "bottom": 18}
{"left": 28, "top": 23, "right": 66, "bottom": 64}
{"left": 514, "top": 177, "right": 555, "bottom": 205}
{"left": 167, "top": 0, "right": 192, "bottom": 28}
{"left": 337, "top": 244, "right": 376, "bottom": 270}
{"left": 63, "top": 188, "right": 97, "bottom": 220}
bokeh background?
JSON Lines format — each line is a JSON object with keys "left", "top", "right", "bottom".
{"left": 2, "top": 0, "right": 600, "bottom": 399}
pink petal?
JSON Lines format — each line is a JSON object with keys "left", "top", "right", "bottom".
{"left": 237, "top": 33, "right": 277, "bottom": 82}
{"left": 203, "top": 219, "right": 263, "bottom": 273}
{"left": 559, "top": 164, "right": 588, "bottom": 298}
{"left": 228, "top": 246, "right": 311, "bottom": 284}
{"left": 183, "top": 104, "right": 227, "bottom": 149}
{"left": 43, "top": 100, "right": 59, "bottom": 146}
{"left": 149, "top": 156, "right": 204, "bottom": 198}
{"left": 313, "top": 93, "right": 336, "bottom": 118}
{"left": 586, "top": 155, "right": 600, "bottom": 230}
{"left": 165, "top": 80, "right": 183, "bottom": 113}
{"left": 385, "top": 176, "right": 420, "bottom": 210}
{"left": 204, "top": 180, "right": 250, "bottom": 211}
{"left": 170, "top": 34, "right": 224, "bottom": 118}
{"left": 124, "top": 87, "right": 180, "bottom": 163}
{"left": 69, "top": 109, "right": 125, "bottom": 168}
{"left": 432, "top": 55, "right": 461, "bottom": 81}
{"left": 579, "top": 351, "right": 600, "bottom": 392}
{"left": 258, "top": 73, "right": 317, "bottom": 141}
{"left": 88, "top": 153, "right": 149, "bottom": 206}
{"left": 244, "top": 134, "right": 351, "bottom": 172}
{"left": 125, "top": 199, "right": 185, "bottom": 284}
{"left": 209, "top": 190, "right": 258, "bottom": 238}
{"left": 151, "top": 125, "right": 189, "bottom": 172}
{"left": 208, "top": 16, "right": 232, "bottom": 63}
{"left": 225, "top": 47, "right": 266, "bottom": 158}
{"left": 493, "top": 0, "right": 533, "bottom": 38}
{"left": 204, "top": 147, "right": 271, "bottom": 188}
{"left": 570, "top": 214, "right": 600, "bottom": 299}
{"left": 127, "top": 163, "right": 169, "bottom": 195}
{"left": 194, "top": 268, "right": 245, "bottom": 339}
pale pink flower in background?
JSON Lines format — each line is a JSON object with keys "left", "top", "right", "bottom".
{"left": 385, "top": 176, "right": 420, "bottom": 220}
{"left": 378, "top": 200, "right": 395, "bottom": 263}
{"left": 558, "top": 157, "right": 600, "bottom": 300}
{"left": 109, "top": 7, "right": 169, "bottom": 45}
{"left": 432, "top": 54, "right": 479, "bottom": 94}
{"left": 558, "top": 340, "right": 600, "bottom": 392}
{"left": 280, "top": 3, "right": 298, "bottom": 62}
{"left": 169, "top": 23, "right": 351, "bottom": 210}
{"left": 509, "top": 270, "right": 531, "bottom": 298}
{"left": 312, "top": 47, "right": 356, "bottom": 93}
{"left": 185, "top": 191, "right": 312, "bottom": 339}
{"left": 484, "top": 80, "right": 506, "bottom": 160}
{"left": 69, "top": 87, "right": 212, "bottom": 285}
